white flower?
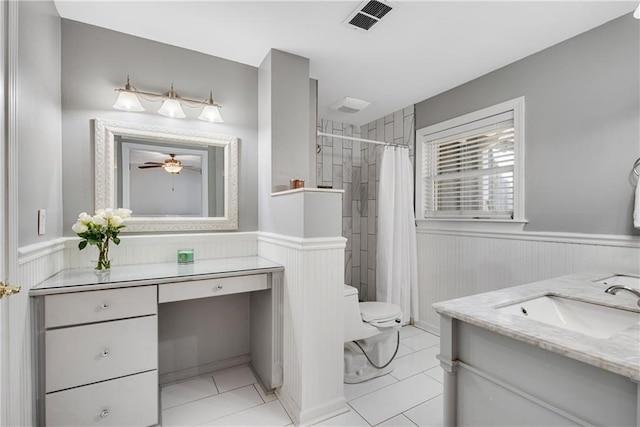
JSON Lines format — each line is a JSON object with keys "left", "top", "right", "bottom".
{"left": 92, "top": 214, "right": 106, "bottom": 226}
{"left": 78, "top": 212, "right": 93, "bottom": 224}
{"left": 114, "top": 208, "right": 132, "bottom": 218}
{"left": 71, "top": 221, "right": 88, "bottom": 234}
{"left": 103, "top": 208, "right": 114, "bottom": 218}
{"left": 109, "top": 215, "right": 124, "bottom": 226}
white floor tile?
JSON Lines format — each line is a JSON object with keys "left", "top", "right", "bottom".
{"left": 315, "top": 407, "right": 370, "bottom": 427}
{"left": 344, "top": 374, "right": 398, "bottom": 401}
{"left": 390, "top": 347, "right": 440, "bottom": 381}
{"left": 423, "top": 367, "right": 443, "bottom": 384}
{"left": 401, "top": 333, "right": 439, "bottom": 352}
{"left": 349, "top": 374, "right": 442, "bottom": 426}
{"left": 212, "top": 364, "right": 257, "bottom": 393}
{"left": 161, "top": 384, "right": 262, "bottom": 426}
{"left": 399, "top": 326, "right": 424, "bottom": 339}
{"left": 161, "top": 376, "right": 219, "bottom": 410}
{"left": 376, "top": 414, "right": 417, "bottom": 426}
{"left": 404, "top": 395, "right": 443, "bottom": 427}
{"left": 199, "top": 400, "right": 292, "bottom": 426}
{"left": 395, "top": 343, "right": 415, "bottom": 358}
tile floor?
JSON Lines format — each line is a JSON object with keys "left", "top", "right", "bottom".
{"left": 160, "top": 326, "right": 443, "bottom": 426}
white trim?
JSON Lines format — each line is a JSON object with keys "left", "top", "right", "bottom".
{"left": 271, "top": 187, "right": 344, "bottom": 197}
{"left": 257, "top": 232, "right": 347, "bottom": 251}
{"left": 416, "top": 225, "right": 640, "bottom": 248}
{"left": 17, "top": 238, "right": 67, "bottom": 265}
{"left": 418, "top": 218, "right": 528, "bottom": 233}
{"left": 414, "top": 320, "right": 440, "bottom": 336}
{"left": 415, "top": 97, "right": 525, "bottom": 222}
{"left": 6, "top": 0, "right": 18, "bottom": 284}
{"left": 0, "top": 2, "right": 8, "bottom": 426}
{"left": 94, "top": 118, "right": 238, "bottom": 231}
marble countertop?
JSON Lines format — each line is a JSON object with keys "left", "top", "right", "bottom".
{"left": 432, "top": 271, "right": 640, "bottom": 381}
{"left": 30, "top": 256, "right": 284, "bottom": 296}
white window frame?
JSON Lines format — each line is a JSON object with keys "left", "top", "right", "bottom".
{"left": 415, "top": 97, "right": 526, "bottom": 230}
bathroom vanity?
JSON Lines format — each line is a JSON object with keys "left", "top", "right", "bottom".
{"left": 30, "top": 256, "right": 284, "bottom": 427}
{"left": 433, "top": 272, "right": 640, "bottom": 427}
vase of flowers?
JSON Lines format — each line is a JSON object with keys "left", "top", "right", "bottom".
{"left": 72, "top": 208, "right": 132, "bottom": 270}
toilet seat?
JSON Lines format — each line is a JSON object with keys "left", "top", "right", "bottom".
{"left": 359, "top": 302, "right": 402, "bottom": 327}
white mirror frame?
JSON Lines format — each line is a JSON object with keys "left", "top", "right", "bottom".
{"left": 94, "top": 118, "right": 238, "bottom": 232}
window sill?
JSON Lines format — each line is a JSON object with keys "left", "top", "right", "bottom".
{"left": 416, "top": 218, "right": 528, "bottom": 233}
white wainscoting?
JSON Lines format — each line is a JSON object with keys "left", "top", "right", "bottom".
{"left": 63, "top": 232, "right": 259, "bottom": 269}
{"left": 258, "top": 232, "right": 348, "bottom": 426}
{"left": 416, "top": 227, "right": 640, "bottom": 334}
{"left": 13, "top": 239, "right": 66, "bottom": 426}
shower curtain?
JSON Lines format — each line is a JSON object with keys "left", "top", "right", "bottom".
{"left": 376, "top": 146, "right": 419, "bottom": 324}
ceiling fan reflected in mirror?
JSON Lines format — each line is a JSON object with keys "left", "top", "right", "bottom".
{"left": 138, "top": 153, "right": 201, "bottom": 175}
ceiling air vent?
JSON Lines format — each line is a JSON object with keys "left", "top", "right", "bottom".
{"left": 345, "top": 0, "right": 395, "bottom": 32}
{"left": 332, "top": 97, "right": 370, "bottom": 113}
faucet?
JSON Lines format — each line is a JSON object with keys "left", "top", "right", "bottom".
{"left": 604, "top": 285, "right": 640, "bottom": 307}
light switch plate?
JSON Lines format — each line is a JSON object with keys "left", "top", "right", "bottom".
{"left": 38, "top": 209, "right": 46, "bottom": 235}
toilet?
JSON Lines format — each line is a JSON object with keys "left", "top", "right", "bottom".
{"left": 343, "top": 284, "right": 403, "bottom": 383}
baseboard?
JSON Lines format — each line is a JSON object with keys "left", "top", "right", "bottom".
{"left": 414, "top": 320, "right": 440, "bottom": 336}
{"left": 159, "top": 354, "right": 251, "bottom": 386}
{"left": 277, "top": 390, "right": 348, "bottom": 427}
{"left": 276, "top": 388, "right": 302, "bottom": 425}
{"left": 297, "top": 396, "right": 349, "bottom": 426}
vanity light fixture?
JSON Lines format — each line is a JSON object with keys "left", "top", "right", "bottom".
{"left": 113, "top": 76, "right": 224, "bottom": 123}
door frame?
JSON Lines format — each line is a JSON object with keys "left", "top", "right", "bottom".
{"left": 1, "top": 1, "right": 21, "bottom": 424}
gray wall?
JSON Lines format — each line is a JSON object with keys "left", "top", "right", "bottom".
{"left": 61, "top": 19, "right": 259, "bottom": 234}
{"left": 258, "top": 49, "right": 318, "bottom": 235}
{"left": 415, "top": 14, "right": 640, "bottom": 236}
{"left": 18, "top": 1, "right": 63, "bottom": 247}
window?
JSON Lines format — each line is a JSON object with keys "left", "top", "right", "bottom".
{"left": 416, "top": 97, "right": 524, "bottom": 222}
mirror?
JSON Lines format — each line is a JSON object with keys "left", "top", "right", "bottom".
{"left": 94, "top": 119, "right": 238, "bottom": 232}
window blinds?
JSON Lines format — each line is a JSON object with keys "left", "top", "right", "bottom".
{"left": 422, "top": 111, "right": 515, "bottom": 219}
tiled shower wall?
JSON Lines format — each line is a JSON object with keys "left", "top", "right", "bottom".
{"left": 317, "top": 106, "right": 415, "bottom": 301}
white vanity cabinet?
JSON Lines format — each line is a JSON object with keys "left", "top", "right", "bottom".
{"left": 34, "top": 285, "right": 159, "bottom": 427}
{"left": 31, "top": 256, "right": 285, "bottom": 427}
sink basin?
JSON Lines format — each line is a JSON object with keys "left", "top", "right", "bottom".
{"left": 497, "top": 295, "right": 640, "bottom": 339}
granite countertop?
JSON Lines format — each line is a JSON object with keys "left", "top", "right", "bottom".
{"left": 432, "top": 271, "right": 640, "bottom": 381}
{"left": 30, "top": 256, "right": 284, "bottom": 296}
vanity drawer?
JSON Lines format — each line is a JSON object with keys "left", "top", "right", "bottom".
{"left": 159, "top": 273, "right": 268, "bottom": 303}
{"left": 45, "top": 370, "right": 158, "bottom": 427}
{"left": 45, "top": 316, "right": 157, "bottom": 393}
{"left": 45, "top": 285, "right": 157, "bottom": 328}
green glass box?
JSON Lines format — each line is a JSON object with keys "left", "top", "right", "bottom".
{"left": 177, "top": 249, "right": 194, "bottom": 264}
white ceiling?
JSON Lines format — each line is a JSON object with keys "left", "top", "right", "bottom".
{"left": 54, "top": 1, "right": 636, "bottom": 126}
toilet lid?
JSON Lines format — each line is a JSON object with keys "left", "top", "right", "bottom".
{"left": 359, "top": 302, "right": 402, "bottom": 323}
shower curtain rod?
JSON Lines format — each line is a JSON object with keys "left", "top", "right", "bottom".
{"left": 316, "top": 131, "right": 409, "bottom": 149}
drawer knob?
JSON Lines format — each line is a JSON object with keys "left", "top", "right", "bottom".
{"left": 100, "top": 303, "right": 109, "bottom": 310}
{"left": 100, "top": 409, "right": 110, "bottom": 418}
{"left": 101, "top": 349, "right": 110, "bottom": 358}
{"left": 214, "top": 284, "right": 223, "bottom": 291}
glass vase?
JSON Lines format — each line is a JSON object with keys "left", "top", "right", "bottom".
{"left": 95, "top": 239, "right": 111, "bottom": 271}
